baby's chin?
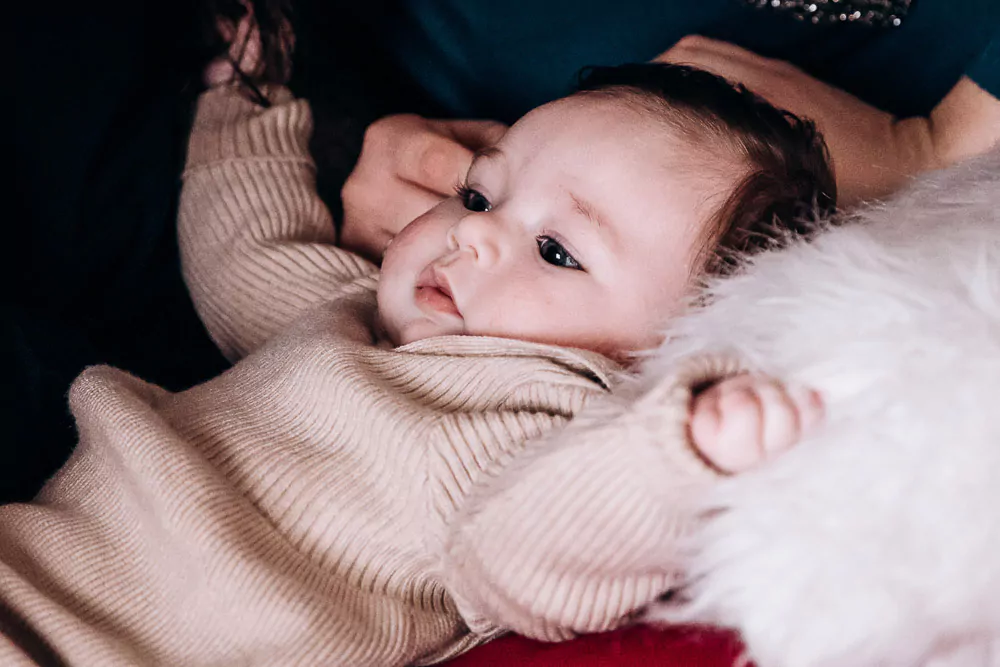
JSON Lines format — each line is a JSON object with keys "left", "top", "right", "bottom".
{"left": 376, "top": 308, "right": 465, "bottom": 347}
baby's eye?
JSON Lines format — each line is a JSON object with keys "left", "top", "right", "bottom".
{"left": 458, "top": 186, "right": 492, "bottom": 213}
{"left": 536, "top": 236, "right": 582, "bottom": 270}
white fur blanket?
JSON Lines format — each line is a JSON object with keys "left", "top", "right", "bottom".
{"left": 645, "top": 147, "right": 1000, "bottom": 667}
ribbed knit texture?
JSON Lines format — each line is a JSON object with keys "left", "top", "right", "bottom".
{"left": 0, "top": 87, "right": 729, "bottom": 666}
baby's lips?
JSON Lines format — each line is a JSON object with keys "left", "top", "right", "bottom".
{"left": 416, "top": 262, "right": 457, "bottom": 300}
{"left": 432, "top": 267, "right": 454, "bottom": 300}
{"left": 414, "top": 285, "right": 461, "bottom": 318}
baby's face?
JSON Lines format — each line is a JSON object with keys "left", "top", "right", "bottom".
{"left": 378, "top": 93, "right": 723, "bottom": 356}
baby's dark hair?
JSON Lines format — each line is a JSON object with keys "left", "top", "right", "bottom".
{"left": 576, "top": 62, "right": 837, "bottom": 275}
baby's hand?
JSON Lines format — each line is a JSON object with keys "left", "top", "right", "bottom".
{"left": 689, "top": 374, "right": 823, "bottom": 473}
{"left": 203, "top": 2, "right": 294, "bottom": 88}
{"left": 204, "top": 8, "right": 262, "bottom": 87}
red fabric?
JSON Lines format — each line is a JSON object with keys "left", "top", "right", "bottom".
{"left": 446, "top": 625, "right": 746, "bottom": 667}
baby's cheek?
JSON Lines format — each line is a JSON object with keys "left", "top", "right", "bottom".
{"left": 614, "top": 275, "right": 686, "bottom": 341}
{"left": 459, "top": 276, "right": 527, "bottom": 338}
{"left": 393, "top": 318, "right": 432, "bottom": 346}
{"left": 571, "top": 290, "right": 659, "bottom": 354}
{"left": 489, "top": 279, "right": 596, "bottom": 345}
{"left": 374, "top": 296, "right": 405, "bottom": 345}
{"left": 462, "top": 290, "right": 511, "bottom": 337}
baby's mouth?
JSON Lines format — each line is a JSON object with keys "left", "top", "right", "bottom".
{"left": 415, "top": 265, "right": 461, "bottom": 318}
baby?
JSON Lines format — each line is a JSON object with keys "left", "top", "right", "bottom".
{"left": 0, "top": 47, "right": 831, "bottom": 667}
{"left": 377, "top": 62, "right": 831, "bottom": 468}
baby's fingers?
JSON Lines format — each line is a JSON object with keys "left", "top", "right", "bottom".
{"left": 691, "top": 379, "right": 765, "bottom": 473}
{"left": 204, "top": 3, "right": 274, "bottom": 87}
{"left": 225, "top": 12, "right": 263, "bottom": 76}
{"left": 753, "top": 379, "right": 803, "bottom": 457}
{"left": 690, "top": 374, "right": 824, "bottom": 475}
{"left": 790, "top": 385, "right": 825, "bottom": 435}
{"left": 204, "top": 14, "right": 260, "bottom": 86}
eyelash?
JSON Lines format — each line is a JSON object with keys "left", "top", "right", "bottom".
{"left": 455, "top": 183, "right": 491, "bottom": 213}
{"left": 454, "top": 184, "right": 585, "bottom": 271}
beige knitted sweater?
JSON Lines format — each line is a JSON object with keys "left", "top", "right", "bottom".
{"left": 0, "top": 88, "right": 732, "bottom": 667}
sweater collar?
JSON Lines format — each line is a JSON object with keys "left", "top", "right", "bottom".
{"left": 393, "top": 335, "right": 622, "bottom": 391}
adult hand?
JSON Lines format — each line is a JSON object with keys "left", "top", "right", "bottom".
{"left": 341, "top": 114, "right": 507, "bottom": 261}
{"left": 657, "top": 36, "right": 898, "bottom": 204}
{"left": 657, "top": 36, "right": 1000, "bottom": 205}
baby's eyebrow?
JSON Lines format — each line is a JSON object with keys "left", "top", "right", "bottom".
{"left": 570, "top": 193, "right": 608, "bottom": 231}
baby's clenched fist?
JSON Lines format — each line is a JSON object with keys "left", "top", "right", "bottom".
{"left": 689, "top": 374, "right": 824, "bottom": 473}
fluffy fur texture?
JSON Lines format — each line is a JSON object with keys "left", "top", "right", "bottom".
{"left": 642, "top": 146, "right": 1000, "bottom": 666}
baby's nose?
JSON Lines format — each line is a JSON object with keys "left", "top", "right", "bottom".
{"left": 449, "top": 212, "right": 500, "bottom": 266}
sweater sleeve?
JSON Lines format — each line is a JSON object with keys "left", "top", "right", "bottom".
{"left": 441, "top": 353, "right": 742, "bottom": 642}
{"left": 178, "top": 86, "right": 377, "bottom": 361}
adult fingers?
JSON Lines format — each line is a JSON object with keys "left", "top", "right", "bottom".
{"left": 658, "top": 35, "right": 776, "bottom": 69}
{"left": 391, "top": 183, "right": 450, "bottom": 223}
{"left": 341, "top": 182, "right": 445, "bottom": 260}
{"left": 343, "top": 175, "right": 445, "bottom": 231}
{"left": 433, "top": 118, "right": 509, "bottom": 150}
{"left": 397, "top": 119, "right": 507, "bottom": 193}
{"left": 339, "top": 224, "right": 393, "bottom": 262}
{"left": 396, "top": 129, "right": 476, "bottom": 195}
{"left": 655, "top": 34, "right": 802, "bottom": 95}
